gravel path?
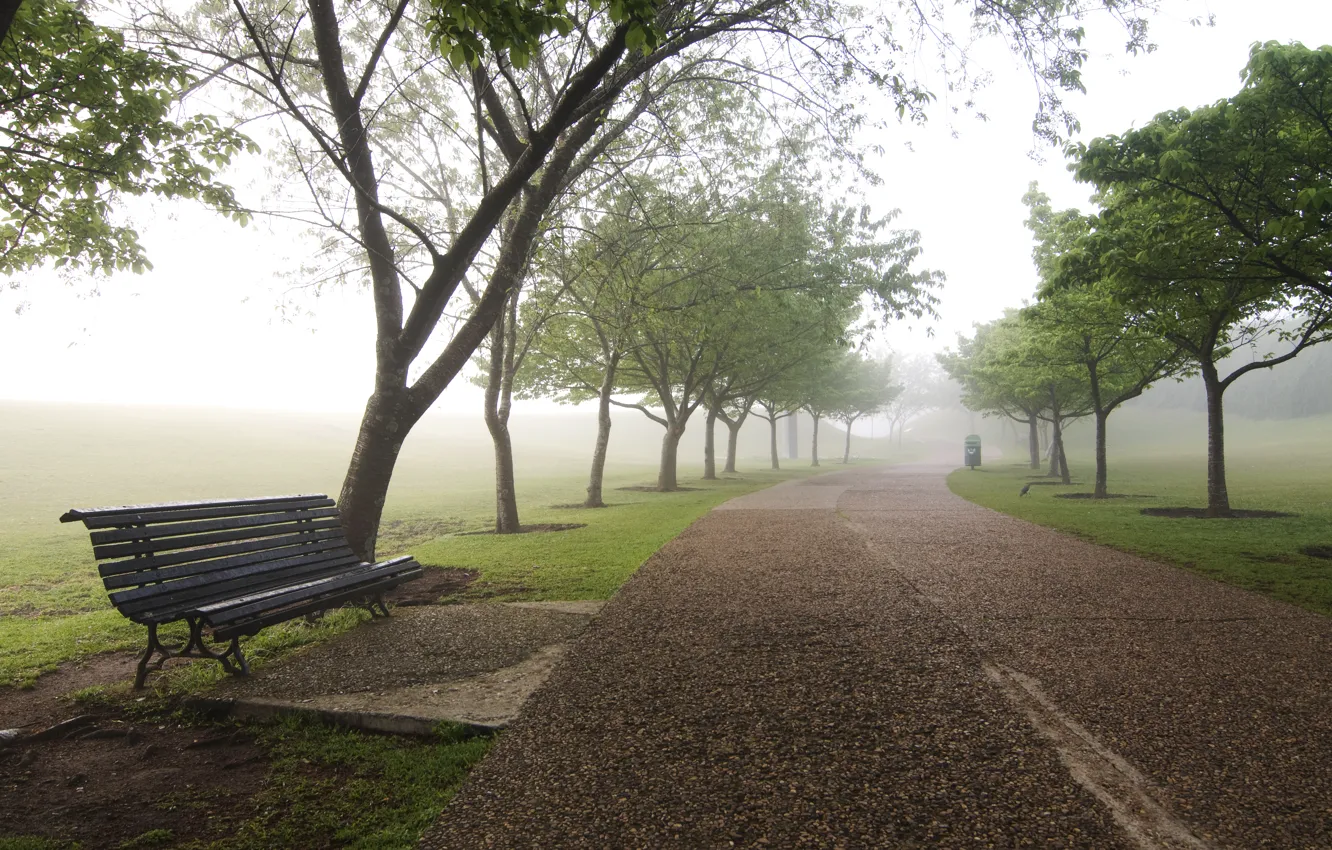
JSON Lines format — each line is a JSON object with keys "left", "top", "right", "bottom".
{"left": 421, "top": 462, "right": 1332, "bottom": 849}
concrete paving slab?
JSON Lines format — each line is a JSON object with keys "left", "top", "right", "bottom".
{"left": 201, "top": 603, "right": 600, "bottom": 734}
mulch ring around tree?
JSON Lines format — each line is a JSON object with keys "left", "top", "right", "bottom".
{"left": 615, "top": 485, "right": 702, "bottom": 492}
{"left": 1024, "top": 479, "right": 1083, "bottom": 485}
{"left": 1055, "top": 493, "right": 1157, "bottom": 500}
{"left": 457, "top": 523, "right": 587, "bottom": 536}
{"left": 1300, "top": 544, "right": 1332, "bottom": 559}
{"left": 383, "top": 566, "right": 479, "bottom": 606}
{"left": 1140, "top": 507, "right": 1298, "bottom": 519}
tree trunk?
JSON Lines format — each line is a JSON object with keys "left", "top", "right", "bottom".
{"left": 810, "top": 413, "right": 821, "bottom": 467}
{"left": 842, "top": 417, "right": 855, "bottom": 463}
{"left": 584, "top": 354, "right": 620, "bottom": 508}
{"left": 724, "top": 410, "right": 746, "bottom": 474}
{"left": 1056, "top": 426, "right": 1070, "bottom": 485}
{"left": 768, "top": 415, "right": 780, "bottom": 470}
{"left": 702, "top": 405, "right": 718, "bottom": 480}
{"left": 1046, "top": 388, "right": 1063, "bottom": 480}
{"left": 1027, "top": 416, "right": 1040, "bottom": 469}
{"left": 338, "top": 387, "right": 419, "bottom": 561}
{"left": 658, "top": 425, "right": 684, "bottom": 491}
{"left": 1093, "top": 410, "right": 1108, "bottom": 498}
{"left": 1202, "top": 363, "right": 1231, "bottom": 517}
{"left": 484, "top": 297, "right": 520, "bottom": 533}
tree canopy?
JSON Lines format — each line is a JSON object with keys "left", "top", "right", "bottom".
{"left": 0, "top": 0, "right": 250, "bottom": 278}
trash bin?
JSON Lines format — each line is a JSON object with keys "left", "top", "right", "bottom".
{"left": 964, "top": 434, "right": 982, "bottom": 469}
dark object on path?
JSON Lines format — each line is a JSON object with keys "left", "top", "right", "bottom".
{"left": 1140, "top": 506, "right": 1296, "bottom": 519}
{"left": 1019, "top": 483, "right": 1031, "bottom": 497}
{"left": 61, "top": 494, "right": 423, "bottom": 688}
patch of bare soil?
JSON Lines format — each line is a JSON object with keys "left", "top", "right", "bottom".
{"left": 1, "top": 698, "right": 270, "bottom": 849}
{"left": 1055, "top": 493, "right": 1157, "bottom": 500}
{"left": 375, "top": 516, "right": 467, "bottom": 554}
{"left": 550, "top": 503, "right": 613, "bottom": 510}
{"left": 457, "top": 523, "right": 587, "bottom": 536}
{"left": 384, "top": 566, "right": 478, "bottom": 606}
{"left": 2, "top": 653, "right": 139, "bottom": 729}
{"left": 1141, "top": 507, "right": 1297, "bottom": 519}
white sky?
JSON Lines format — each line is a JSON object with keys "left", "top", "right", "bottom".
{"left": 2, "top": 0, "right": 1329, "bottom": 413}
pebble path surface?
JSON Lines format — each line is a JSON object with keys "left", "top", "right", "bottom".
{"left": 421, "top": 461, "right": 1332, "bottom": 849}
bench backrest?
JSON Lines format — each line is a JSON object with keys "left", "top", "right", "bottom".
{"left": 61, "top": 494, "right": 363, "bottom": 624}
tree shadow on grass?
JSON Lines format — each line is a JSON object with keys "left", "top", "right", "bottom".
{"left": 1140, "top": 507, "right": 1297, "bottom": 519}
{"left": 1055, "top": 493, "right": 1157, "bottom": 500}
{"left": 457, "top": 523, "right": 587, "bottom": 536}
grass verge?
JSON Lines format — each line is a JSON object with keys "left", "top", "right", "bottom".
{"left": 947, "top": 455, "right": 1332, "bottom": 616}
{"left": 195, "top": 718, "right": 493, "bottom": 850}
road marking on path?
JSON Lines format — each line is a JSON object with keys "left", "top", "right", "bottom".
{"left": 982, "top": 662, "right": 1212, "bottom": 850}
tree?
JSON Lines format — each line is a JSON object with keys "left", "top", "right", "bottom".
{"left": 1065, "top": 175, "right": 1332, "bottom": 515}
{"left": 1023, "top": 184, "right": 1186, "bottom": 497}
{"left": 515, "top": 180, "right": 679, "bottom": 508}
{"left": 832, "top": 356, "right": 898, "bottom": 463}
{"left": 0, "top": 0, "right": 250, "bottom": 281}
{"left": 938, "top": 314, "right": 1045, "bottom": 470}
{"left": 1073, "top": 42, "right": 1332, "bottom": 305}
{"left": 880, "top": 352, "right": 949, "bottom": 446}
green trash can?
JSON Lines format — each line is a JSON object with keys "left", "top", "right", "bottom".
{"left": 964, "top": 434, "right": 982, "bottom": 469}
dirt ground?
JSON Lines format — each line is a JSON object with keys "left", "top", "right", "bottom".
{"left": 0, "top": 566, "right": 545, "bottom": 849}
{"left": 0, "top": 654, "right": 271, "bottom": 848}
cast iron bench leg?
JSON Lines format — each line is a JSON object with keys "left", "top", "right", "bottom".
{"left": 133, "top": 618, "right": 249, "bottom": 689}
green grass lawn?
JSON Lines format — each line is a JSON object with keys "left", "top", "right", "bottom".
{"left": 947, "top": 415, "right": 1332, "bottom": 616}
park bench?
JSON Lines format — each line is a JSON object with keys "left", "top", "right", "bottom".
{"left": 60, "top": 494, "right": 423, "bottom": 688}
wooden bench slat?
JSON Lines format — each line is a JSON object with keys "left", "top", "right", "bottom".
{"left": 101, "top": 539, "right": 356, "bottom": 591}
{"left": 97, "top": 528, "right": 349, "bottom": 576}
{"left": 203, "top": 558, "right": 421, "bottom": 626}
{"left": 75, "top": 497, "right": 337, "bottom": 530}
{"left": 109, "top": 550, "right": 363, "bottom": 609}
{"left": 123, "top": 557, "right": 367, "bottom": 623}
{"left": 89, "top": 507, "right": 342, "bottom": 545}
{"left": 61, "top": 494, "right": 331, "bottom": 525}
{"left": 210, "top": 568, "right": 422, "bottom": 642}
{"left": 92, "top": 516, "right": 343, "bottom": 560}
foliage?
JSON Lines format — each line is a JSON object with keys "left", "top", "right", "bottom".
{"left": 1022, "top": 182, "right": 1187, "bottom": 495}
{"left": 937, "top": 312, "right": 1046, "bottom": 427}
{"left": 1067, "top": 85, "right": 1332, "bottom": 511}
{"left": 0, "top": 0, "right": 251, "bottom": 277}
{"left": 423, "top": 0, "right": 662, "bottom": 68}
{"left": 1072, "top": 41, "right": 1332, "bottom": 303}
